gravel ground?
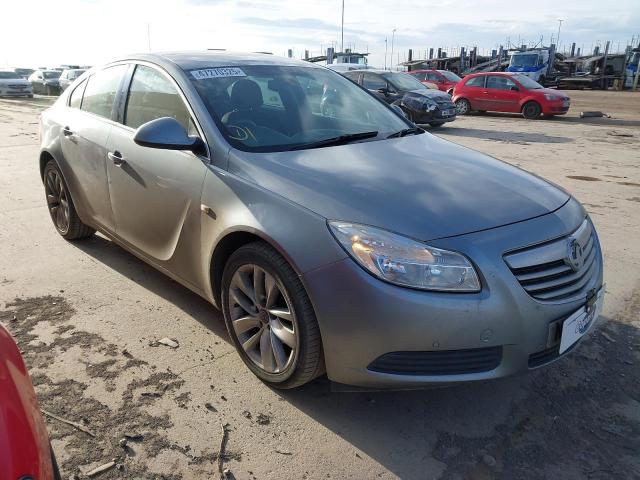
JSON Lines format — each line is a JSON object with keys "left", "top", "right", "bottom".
{"left": 0, "top": 91, "right": 639, "bottom": 480}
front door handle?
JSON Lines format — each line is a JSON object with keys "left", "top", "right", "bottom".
{"left": 107, "top": 151, "right": 126, "bottom": 167}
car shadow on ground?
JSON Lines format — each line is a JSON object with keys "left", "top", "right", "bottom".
{"left": 70, "top": 234, "right": 640, "bottom": 479}
{"left": 70, "top": 233, "right": 231, "bottom": 343}
{"left": 441, "top": 126, "right": 573, "bottom": 144}
{"left": 278, "top": 313, "right": 640, "bottom": 479}
{"left": 460, "top": 111, "right": 640, "bottom": 128}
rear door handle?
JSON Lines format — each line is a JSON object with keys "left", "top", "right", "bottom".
{"left": 107, "top": 151, "right": 126, "bottom": 167}
{"left": 62, "top": 126, "right": 77, "bottom": 140}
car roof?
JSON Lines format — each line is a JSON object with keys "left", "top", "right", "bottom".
{"left": 466, "top": 71, "right": 515, "bottom": 77}
{"left": 111, "top": 51, "right": 323, "bottom": 71}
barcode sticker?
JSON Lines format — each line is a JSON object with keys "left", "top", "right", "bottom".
{"left": 190, "top": 67, "right": 246, "bottom": 80}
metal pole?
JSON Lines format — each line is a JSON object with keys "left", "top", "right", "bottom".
{"left": 384, "top": 38, "right": 388, "bottom": 70}
{"left": 341, "top": 0, "right": 344, "bottom": 52}
{"left": 556, "top": 19, "right": 563, "bottom": 48}
{"left": 390, "top": 29, "right": 396, "bottom": 70}
{"left": 147, "top": 23, "right": 151, "bottom": 51}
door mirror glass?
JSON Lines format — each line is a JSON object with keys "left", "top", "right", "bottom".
{"left": 376, "top": 87, "right": 389, "bottom": 95}
{"left": 134, "top": 116, "right": 203, "bottom": 152}
{"left": 510, "top": 85, "right": 519, "bottom": 91}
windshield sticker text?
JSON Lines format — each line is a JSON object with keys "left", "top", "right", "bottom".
{"left": 190, "top": 68, "right": 246, "bottom": 80}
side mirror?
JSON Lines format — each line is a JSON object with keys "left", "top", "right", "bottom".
{"left": 376, "top": 87, "right": 389, "bottom": 95}
{"left": 510, "top": 86, "right": 520, "bottom": 91}
{"left": 134, "top": 117, "right": 203, "bottom": 152}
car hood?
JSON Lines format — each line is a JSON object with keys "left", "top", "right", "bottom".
{"left": 534, "top": 87, "right": 569, "bottom": 99}
{"left": 227, "top": 133, "right": 569, "bottom": 241}
{"left": 407, "top": 89, "right": 451, "bottom": 101}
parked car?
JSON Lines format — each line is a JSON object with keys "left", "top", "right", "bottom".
{"left": 408, "top": 69, "right": 462, "bottom": 94}
{"left": 1, "top": 322, "right": 61, "bottom": 479}
{"left": 39, "top": 52, "right": 603, "bottom": 389}
{"left": 342, "top": 69, "right": 456, "bottom": 127}
{"left": 0, "top": 70, "right": 34, "bottom": 97}
{"left": 14, "top": 67, "right": 35, "bottom": 79}
{"left": 28, "top": 70, "right": 62, "bottom": 95}
{"left": 452, "top": 72, "right": 571, "bottom": 119}
{"left": 59, "top": 69, "right": 86, "bottom": 91}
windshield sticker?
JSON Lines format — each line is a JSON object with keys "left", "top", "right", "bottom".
{"left": 190, "top": 67, "right": 246, "bottom": 80}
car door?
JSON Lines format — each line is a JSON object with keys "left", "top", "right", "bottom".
{"left": 106, "top": 63, "right": 208, "bottom": 285}
{"left": 362, "top": 72, "right": 393, "bottom": 104}
{"left": 461, "top": 76, "right": 488, "bottom": 109}
{"left": 485, "top": 75, "right": 521, "bottom": 112}
{"left": 60, "top": 65, "right": 129, "bottom": 232}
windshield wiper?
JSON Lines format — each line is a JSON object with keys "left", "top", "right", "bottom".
{"left": 386, "top": 127, "right": 424, "bottom": 138}
{"left": 289, "top": 131, "right": 379, "bottom": 151}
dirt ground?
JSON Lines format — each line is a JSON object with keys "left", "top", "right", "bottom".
{"left": 0, "top": 91, "right": 639, "bottom": 480}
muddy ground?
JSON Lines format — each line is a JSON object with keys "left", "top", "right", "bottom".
{"left": 0, "top": 91, "right": 639, "bottom": 480}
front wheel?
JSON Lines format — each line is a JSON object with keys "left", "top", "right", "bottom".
{"left": 221, "top": 242, "right": 324, "bottom": 389}
{"left": 455, "top": 98, "right": 471, "bottom": 115}
{"left": 522, "top": 101, "right": 542, "bottom": 119}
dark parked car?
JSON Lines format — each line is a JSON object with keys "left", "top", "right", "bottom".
{"left": 342, "top": 69, "right": 456, "bottom": 127}
{"left": 59, "top": 69, "right": 87, "bottom": 91}
{"left": 38, "top": 52, "right": 603, "bottom": 389}
{"left": 28, "top": 69, "right": 62, "bottom": 95}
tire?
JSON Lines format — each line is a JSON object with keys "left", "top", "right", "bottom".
{"left": 429, "top": 122, "right": 445, "bottom": 128}
{"left": 43, "top": 160, "right": 95, "bottom": 240}
{"left": 522, "top": 101, "right": 542, "bottom": 119}
{"left": 455, "top": 98, "right": 471, "bottom": 115}
{"left": 221, "top": 241, "right": 324, "bottom": 389}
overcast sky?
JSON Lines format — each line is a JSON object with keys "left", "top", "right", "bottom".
{"left": 2, "top": 0, "right": 639, "bottom": 68}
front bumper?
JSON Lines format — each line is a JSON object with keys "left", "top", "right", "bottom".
{"left": 543, "top": 99, "right": 570, "bottom": 115}
{"left": 414, "top": 106, "right": 457, "bottom": 124}
{"left": 0, "top": 88, "right": 33, "bottom": 97}
{"left": 302, "top": 198, "right": 603, "bottom": 388}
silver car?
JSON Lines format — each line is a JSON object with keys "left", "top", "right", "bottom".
{"left": 39, "top": 52, "right": 604, "bottom": 389}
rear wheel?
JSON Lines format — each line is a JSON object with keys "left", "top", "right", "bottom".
{"left": 455, "top": 98, "right": 471, "bottom": 115}
{"left": 221, "top": 242, "right": 324, "bottom": 389}
{"left": 43, "top": 160, "right": 95, "bottom": 240}
{"left": 522, "top": 101, "right": 542, "bottom": 119}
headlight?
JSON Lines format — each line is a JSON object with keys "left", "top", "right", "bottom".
{"left": 329, "top": 222, "right": 481, "bottom": 292}
{"left": 544, "top": 93, "right": 559, "bottom": 101}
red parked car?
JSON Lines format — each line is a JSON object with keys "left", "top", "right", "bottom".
{"left": 0, "top": 322, "right": 61, "bottom": 480}
{"left": 452, "top": 72, "right": 570, "bottom": 119}
{"left": 408, "top": 69, "right": 461, "bottom": 94}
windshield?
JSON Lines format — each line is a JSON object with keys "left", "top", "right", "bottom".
{"left": 439, "top": 70, "right": 462, "bottom": 82}
{"left": 69, "top": 70, "right": 85, "bottom": 79}
{"left": 382, "top": 72, "right": 427, "bottom": 91}
{"left": 0, "top": 72, "right": 19, "bottom": 79}
{"left": 510, "top": 54, "right": 539, "bottom": 67}
{"left": 43, "top": 71, "right": 61, "bottom": 79}
{"left": 513, "top": 74, "right": 543, "bottom": 89}
{"left": 189, "top": 65, "right": 409, "bottom": 152}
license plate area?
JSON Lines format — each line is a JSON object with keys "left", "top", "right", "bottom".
{"left": 557, "top": 289, "right": 603, "bottom": 354}
{"left": 442, "top": 109, "right": 456, "bottom": 117}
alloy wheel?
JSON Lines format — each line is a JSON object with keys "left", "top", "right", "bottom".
{"left": 45, "top": 168, "right": 70, "bottom": 234}
{"left": 455, "top": 99, "right": 470, "bottom": 115}
{"left": 227, "top": 264, "right": 298, "bottom": 374}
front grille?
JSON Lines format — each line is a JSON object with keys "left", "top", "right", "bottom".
{"left": 504, "top": 219, "right": 600, "bottom": 302}
{"left": 8, "top": 84, "right": 27, "bottom": 89}
{"left": 368, "top": 346, "right": 502, "bottom": 376}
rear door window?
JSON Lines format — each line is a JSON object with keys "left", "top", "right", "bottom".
{"left": 464, "top": 76, "right": 486, "bottom": 88}
{"left": 69, "top": 80, "right": 87, "bottom": 109}
{"left": 81, "top": 65, "right": 128, "bottom": 119}
{"left": 124, "top": 65, "right": 192, "bottom": 130}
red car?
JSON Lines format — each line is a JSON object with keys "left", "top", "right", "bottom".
{"left": 452, "top": 72, "right": 570, "bottom": 119}
{"left": 0, "top": 322, "right": 60, "bottom": 480}
{"left": 408, "top": 69, "right": 461, "bottom": 94}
